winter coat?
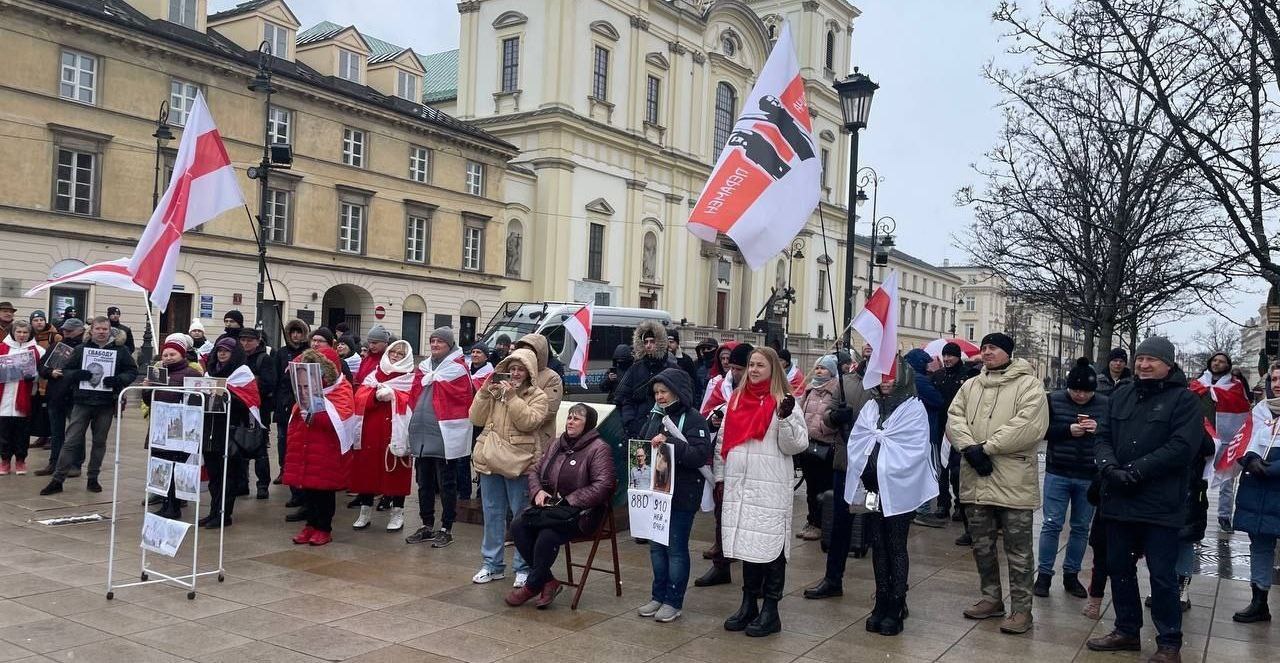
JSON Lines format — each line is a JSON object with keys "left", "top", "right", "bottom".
{"left": 946, "top": 359, "right": 1049, "bottom": 510}
{"left": 637, "top": 368, "right": 713, "bottom": 512}
{"left": 1096, "top": 367, "right": 1133, "bottom": 396}
{"left": 469, "top": 348, "right": 549, "bottom": 478}
{"left": 243, "top": 344, "right": 277, "bottom": 421}
{"left": 349, "top": 343, "right": 414, "bottom": 497}
{"left": 931, "top": 360, "right": 973, "bottom": 436}
{"left": 1235, "top": 442, "right": 1280, "bottom": 537}
{"left": 527, "top": 429, "right": 617, "bottom": 533}
{"left": 0, "top": 338, "right": 42, "bottom": 417}
{"left": 39, "top": 334, "right": 81, "bottom": 407}
{"left": 1044, "top": 390, "right": 1110, "bottom": 480}
{"left": 615, "top": 320, "right": 679, "bottom": 438}
{"left": 62, "top": 334, "right": 139, "bottom": 408}
{"left": 109, "top": 321, "right": 135, "bottom": 355}
{"left": 905, "top": 349, "right": 944, "bottom": 442}
{"left": 1096, "top": 368, "right": 1205, "bottom": 529}
{"left": 714, "top": 407, "right": 808, "bottom": 563}
{"left": 283, "top": 350, "right": 352, "bottom": 491}
{"left": 800, "top": 379, "right": 840, "bottom": 445}
{"left": 826, "top": 368, "right": 869, "bottom": 471}
{"left": 273, "top": 319, "right": 310, "bottom": 421}
{"left": 513, "top": 333, "right": 564, "bottom": 447}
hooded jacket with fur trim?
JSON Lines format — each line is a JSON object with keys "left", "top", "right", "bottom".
{"left": 513, "top": 333, "right": 563, "bottom": 446}
{"left": 615, "top": 320, "right": 677, "bottom": 437}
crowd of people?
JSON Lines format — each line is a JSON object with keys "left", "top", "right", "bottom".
{"left": 1, "top": 298, "right": 1277, "bottom": 659}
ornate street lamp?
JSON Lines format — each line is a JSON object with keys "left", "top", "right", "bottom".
{"left": 833, "top": 68, "right": 878, "bottom": 348}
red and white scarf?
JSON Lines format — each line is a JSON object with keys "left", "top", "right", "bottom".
{"left": 0, "top": 338, "right": 43, "bottom": 417}
{"left": 353, "top": 340, "right": 417, "bottom": 454}
{"left": 407, "top": 347, "right": 475, "bottom": 459}
{"left": 470, "top": 361, "right": 494, "bottom": 391}
{"left": 1191, "top": 371, "right": 1251, "bottom": 447}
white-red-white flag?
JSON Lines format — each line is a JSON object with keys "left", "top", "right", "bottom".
{"left": 851, "top": 270, "right": 899, "bottom": 389}
{"left": 687, "top": 22, "right": 820, "bottom": 269}
{"left": 565, "top": 304, "right": 593, "bottom": 385}
{"left": 225, "top": 365, "right": 263, "bottom": 426}
{"left": 129, "top": 91, "right": 245, "bottom": 311}
{"left": 23, "top": 259, "right": 144, "bottom": 297}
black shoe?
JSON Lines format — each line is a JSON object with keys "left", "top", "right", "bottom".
{"left": 1219, "top": 516, "right": 1234, "bottom": 533}
{"left": 913, "top": 513, "right": 947, "bottom": 528}
{"left": 695, "top": 565, "right": 732, "bottom": 587}
{"left": 803, "top": 578, "right": 843, "bottom": 600}
{"left": 272, "top": 472, "right": 283, "bottom": 485}
{"left": 199, "top": 513, "right": 219, "bottom": 527}
{"left": 430, "top": 529, "right": 453, "bottom": 548}
{"left": 147, "top": 494, "right": 165, "bottom": 506}
{"left": 156, "top": 501, "right": 182, "bottom": 520}
{"left": 878, "top": 596, "right": 905, "bottom": 636}
{"left": 39, "top": 480, "right": 63, "bottom": 496}
{"left": 86, "top": 479, "right": 102, "bottom": 493}
{"left": 405, "top": 526, "right": 434, "bottom": 545}
{"left": 1233, "top": 584, "right": 1272, "bottom": 623}
{"left": 850, "top": 546, "right": 868, "bottom": 558}
{"left": 865, "top": 596, "right": 888, "bottom": 632}
{"left": 951, "top": 507, "right": 964, "bottom": 522}
{"left": 285, "top": 496, "right": 303, "bottom": 508}
{"left": 204, "top": 515, "right": 231, "bottom": 529}
{"left": 284, "top": 508, "right": 307, "bottom": 523}
{"left": 745, "top": 598, "right": 781, "bottom": 637}
{"left": 34, "top": 465, "right": 56, "bottom": 477}
{"left": 955, "top": 532, "right": 972, "bottom": 546}
{"left": 1033, "top": 573, "right": 1052, "bottom": 598}
{"left": 724, "top": 592, "right": 759, "bottom": 631}
{"left": 256, "top": 487, "right": 269, "bottom": 500}
{"left": 347, "top": 496, "right": 361, "bottom": 509}
{"left": 1063, "top": 572, "right": 1088, "bottom": 599}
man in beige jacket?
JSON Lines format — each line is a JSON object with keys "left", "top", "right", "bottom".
{"left": 947, "top": 332, "right": 1049, "bottom": 635}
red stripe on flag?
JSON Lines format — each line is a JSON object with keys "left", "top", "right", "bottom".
{"left": 751, "top": 121, "right": 795, "bottom": 163}
{"left": 864, "top": 286, "right": 891, "bottom": 322}
{"left": 132, "top": 174, "right": 192, "bottom": 290}
{"left": 188, "top": 130, "right": 233, "bottom": 179}
{"left": 779, "top": 75, "right": 811, "bottom": 132}
{"left": 689, "top": 150, "right": 772, "bottom": 232}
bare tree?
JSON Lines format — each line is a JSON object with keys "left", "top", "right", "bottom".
{"left": 1187, "top": 318, "right": 1245, "bottom": 369}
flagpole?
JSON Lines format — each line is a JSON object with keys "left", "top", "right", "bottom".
{"left": 139, "top": 291, "right": 156, "bottom": 367}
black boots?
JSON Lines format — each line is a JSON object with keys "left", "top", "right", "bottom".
{"left": 1233, "top": 584, "right": 1272, "bottom": 623}
{"left": 1063, "top": 572, "right": 1088, "bottom": 599}
{"left": 155, "top": 498, "right": 183, "bottom": 521}
{"left": 724, "top": 591, "right": 759, "bottom": 631}
{"left": 1033, "top": 573, "right": 1052, "bottom": 598}
{"left": 746, "top": 598, "right": 781, "bottom": 637}
{"left": 866, "top": 596, "right": 888, "bottom": 632}
{"left": 877, "top": 595, "right": 906, "bottom": 636}
{"left": 803, "top": 578, "right": 843, "bottom": 600}
{"left": 695, "top": 565, "right": 732, "bottom": 587}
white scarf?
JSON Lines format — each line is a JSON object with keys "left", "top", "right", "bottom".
{"left": 844, "top": 397, "right": 939, "bottom": 517}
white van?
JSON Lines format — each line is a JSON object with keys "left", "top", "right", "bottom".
{"left": 479, "top": 302, "right": 673, "bottom": 392}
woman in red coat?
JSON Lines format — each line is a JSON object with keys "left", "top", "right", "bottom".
{"left": 350, "top": 339, "right": 415, "bottom": 532}
{"left": 284, "top": 347, "right": 355, "bottom": 546}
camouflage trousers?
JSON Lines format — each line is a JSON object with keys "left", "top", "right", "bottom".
{"left": 967, "top": 505, "right": 1035, "bottom": 614}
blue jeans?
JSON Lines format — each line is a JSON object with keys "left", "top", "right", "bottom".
{"left": 1176, "top": 542, "right": 1195, "bottom": 578}
{"left": 1036, "top": 473, "right": 1095, "bottom": 575}
{"left": 650, "top": 509, "right": 696, "bottom": 609}
{"left": 1250, "top": 533, "right": 1278, "bottom": 590}
{"left": 478, "top": 473, "right": 529, "bottom": 575}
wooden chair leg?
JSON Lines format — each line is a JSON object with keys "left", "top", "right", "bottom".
{"left": 563, "top": 540, "right": 574, "bottom": 585}
{"left": 571, "top": 537, "right": 602, "bottom": 610}
{"left": 609, "top": 528, "right": 622, "bottom": 596}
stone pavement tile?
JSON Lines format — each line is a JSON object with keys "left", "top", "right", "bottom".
{"left": 126, "top": 591, "right": 242, "bottom": 621}
{"left": 495, "top": 602, "right": 611, "bottom": 630}
{"left": 42, "top": 636, "right": 182, "bottom": 663}
{"left": 1206, "top": 634, "right": 1280, "bottom": 658}
{"left": 196, "top": 606, "right": 313, "bottom": 640}
{"left": 0, "top": 639, "right": 33, "bottom": 663}
{"left": 799, "top": 652, "right": 932, "bottom": 663}
{"left": 250, "top": 550, "right": 336, "bottom": 572}
{"left": 402, "top": 627, "right": 529, "bottom": 663}
{"left": 328, "top": 611, "right": 445, "bottom": 644}
{"left": 671, "top": 634, "right": 798, "bottom": 663}
{"left": 393, "top": 598, "right": 491, "bottom": 628}
{"left": 299, "top": 578, "right": 417, "bottom": 610}
{"left": 0, "top": 577, "right": 71, "bottom": 601}
{"left": 24, "top": 563, "right": 109, "bottom": 589}
{"left": 191, "top": 641, "right": 327, "bottom": 663}
{"left": 582, "top": 614, "right": 704, "bottom": 651}
{"left": 214, "top": 558, "right": 294, "bottom": 581}
{"left": 258, "top": 570, "right": 339, "bottom": 594}
{"left": 815, "top": 624, "right": 957, "bottom": 661}
{"left": 13, "top": 589, "right": 114, "bottom": 618}
{"left": 966, "top": 614, "right": 1094, "bottom": 647}
{"left": 259, "top": 595, "right": 368, "bottom": 624}
{"left": 536, "top": 631, "right": 664, "bottom": 663}
{"left": 0, "top": 618, "right": 111, "bottom": 654}
{"left": 126, "top": 622, "right": 250, "bottom": 658}
{"left": 0, "top": 603, "right": 51, "bottom": 630}
{"left": 63, "top": 602, "right": 182, "bottom": 636}
{"left": 267, "top": 623, "right": 387, "bottom": 661}
{"left": 340, "top": 644, "right": 459, "bottom": 663}
{"left": 455, "top": 613, "right": 572, "bottom": 646}
{"left": 949, "top": 627, "right": 1082, "bottom": 661}
{"left": 195, "top": 579, "right": 305, "bottom": 606}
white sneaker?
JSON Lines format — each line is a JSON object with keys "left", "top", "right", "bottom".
{"left": 654, "top": 604, "right": 682, "bottom": 623}
{"left": 386, "top": 507, "right": 404, "bottom": 532}
{"left": 472, "top": 568, "right": 506, "bottom": 584}
{"left": 638, "top": 600, "right": 662, "bottom": 617}
{"left": 352, "top": 505, "right": 372, "bottom": 530}
{"left": 513, "top": 571, "right": 529, "bottom": 588}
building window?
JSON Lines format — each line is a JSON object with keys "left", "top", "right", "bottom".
{"left": 501, "top": 37, "right": 519, "bottom": 92}
{"left": 263, "top": 21, "right": 290, "bottom": 59}
{"left": 169, "top": 79, "right": 199, "bottom": 126}
{"left": 342, "top": 128, "right": 365, "bottom": 167}
{"left": 465, "top": 160, "right": 485, "bottom": 196}
{"left": 713, "top": 82, "right": 737, "bottom": 157}
{"left": 54, "top": 148, "right": 96, "bottom": 215}
{"left": 268, "top": 106, "right": 291, "bottom": 144}
{"left": 820, "top": 148, "right": 830, "bottom": 188}
{"left": 717, "top": 256, "right": 732, "bottom": 284}
{"left": 338, "top": 49, "right": 363, "bottom": 83}
{"left": 59, "top": 49, "right": 97, "bottom": 105}
{"left": 816, "top": 269, "right": 828, "bottom": 311}
{"left": 396, "top": 70, "right": 419, "bottom": 102}
{"left": 965, "top": 296, "right": 976, "bottom": 312}
{"left": 406, "top": 214, "right": 429, "bottom": 263}
{"left": 645, "top": 75, "right": 660, "bottom": 125}
{"left": 723, "top": 35, "right": 737, "bottom": 57}
{"left": 587, "top": 223, "right": 605, "bottom": 280}
{"left": 825, "top": 30, "right": 836, "bottom": 71}
{"left": 409, "top": 146, "right": 431, "bottom": 183}
{"left": 339, "top": 201, "right": 365, "bottom": 253}
{"left": 592, "top": 45, "right": 609, "bottom": 101}
{"left": 168, "top": 0, "right": 196, "bottom": 29}
{"left": 965, "top": 323, "right": 975, "bottom": 341}
{"left": 263, "top": 188, "right": 290, "bottom": 244}
{"left": 463, "top": 223, "right": 485, "bottom": 271}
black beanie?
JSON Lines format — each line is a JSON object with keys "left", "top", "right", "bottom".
{"left": 1066, "top": 357, "right": 1097, "bottom": 391}
{"left": 1108, "top": 348, "right": 1128, "bottom": 363}
{"left": 223, "top": 310, "right": 244, "bottom": 326}
{"left": 980, "top": 332, "right": 1015, "bottom": 357}
{"left": 668, "top": 329, "right": 680, "bottom": 343}
{"left": 728, "top": 343, "right": 754, "bottom": 367}
{"left": 311, "top": 326, "right": 335, "bottom": 346}
{"left": 942, "top": 342, "right": 963, "bottom": 359}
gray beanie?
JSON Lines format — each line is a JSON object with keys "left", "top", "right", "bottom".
{"left": 366, "top": 324, "right": 392, "bottom": 343}
{"left": 1134, "top": 336, "right": 1176, "bottom": 368}
{"left": 429, "top": 327, "right": 455, "bottom": 349}
{"left": 61, "top": 318, "right": 85, "bottom": 333}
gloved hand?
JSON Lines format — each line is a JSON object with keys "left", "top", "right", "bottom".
{"left": 102, "top": 376, "right": 122, "bottom": 389}
{"left": 1103, "top": 464, "right": 1140, "bottom": 488}
{"left": 1242, "top": 453, "right": 1269, "bottom": 476}
{"left": 828, "top": 405, "right": 854, "bottom": 427}
{"left": 776, "top": 394, "right": 795, "bottom": 418}
{"left": 963, "top": 444, "right": 994, "bottom": 476}
{"left": 375, "top": 385, "right": 393, "bottom": 402}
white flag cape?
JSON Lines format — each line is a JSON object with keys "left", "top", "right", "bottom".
{"left": 844, "top": 397, "right": 938, "bottom": 517}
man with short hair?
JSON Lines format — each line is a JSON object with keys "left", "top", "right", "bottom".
{"left": 616, "top": 321, "right": 677, "bottom": 438}
{"left": 947, "top": 333, "right": 1048, "bottom": 635}
{"left": 1096, "top": 348, "right": 1132, "bottom": 395}
{"left": 40, "top": 317, "right": 137, "bottom": 495}
{"left": 933, "top": 342, "right": 977, "bottom": 541}
{"left": 239, "top": 328, "right": 276, "bottom": 499}
{"left": 489, "top": 335, "right": 512, "bottom": 367}
{"left": 106, "top": 306, "right": 135, "bottom": 356}
{"left": 275, "top": 318, "right": 310, "bottom": 518}
{"left": 1088, "top": 337, "right": 1202, "bottom": 663}
{"left": 0, "top": 302, "right": 15, "bottom": 341}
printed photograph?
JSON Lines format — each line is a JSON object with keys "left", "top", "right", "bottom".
{"left": 43, "top": 342, "right": 74, "bottom": 371}
{"left": 140, "top": 512, "right": 191, "bottom": 558}
{"left": 0, "top": 351, "right": 36, "bottom": 383}
{"left": 291, "top": 363, "right": 325, "bottom": 415}
{"left": 148, "top": 402, "right": 176, "bottom": 451}
{"left": 180, "top": 406, "right": 203, "bottom": 454}
{"left": 146, "top": 365, "right": 168, "bottom": 385}
{"left": 146, "top": 457, "right": 173, "bottom": 497}
{"left": 78, "top": 347, "right": 116, "bottom": 392}
{"left": 172, "top": 462, "right": 200, "bottom": 501}
{"left": 651, "top": 442, "right": 675, "bottom": 495}
{"left": 628, "top": 439, "right": 652, "bottom": 490}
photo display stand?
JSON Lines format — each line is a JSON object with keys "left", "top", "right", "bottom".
{"left": 105, "top": 384, "right": 231, "bottom": 601}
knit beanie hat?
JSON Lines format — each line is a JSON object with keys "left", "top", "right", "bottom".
{"left": 1108, "top": 347, "right": 1128, "bottom": 363}
{"left": 728, "top": 343, "right": 754, "bottom": 367}
{"left": 160, "top": 341, "right": 187, "bottom": 357}
{"left": 941, "top": 342, "right": 963, "bottom": 359}
{"left": 189, "top": 318, "right": 206, "bottom": 334}
{"left": 1135, "top": 336, "right": 1177, "bottom": 368}
{"left": 29, "top": 310, "right": 47, "bottom": 321}
{"left": 429, "top": 327, "right": 456, "bottom": 349}
{"left": 1065, "top": 358, "right": 1097, "bottom": 391}
{"left": 61, "top": 318, "right": 85, "bottom": 333}
{"left": 668, "top": 329, "right": 680, "bottom": 343}
{"left": 163, "top": 332, "right": 192, "bottom": 350}
{"left": 366, "top": 324, "right": 392, "bottom": 343}
{"left": 311, "top": 327, "right": 336, "bottom": 346}
{"left": 980, "top": 332, "right": 1015, "bottom": 357}
{"left": 223, "top": 310, "right": 244, "bottom": 326}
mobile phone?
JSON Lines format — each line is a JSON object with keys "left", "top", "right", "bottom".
{"left": 1077, "top": 414, "right": 1091, "bottom": 422}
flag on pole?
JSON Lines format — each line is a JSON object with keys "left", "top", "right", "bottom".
{"left": 23, "top": 259, "right": 144, "bottom": 297}
{"left": 851, "top": 270, "right": 900, "bottom": 389}
{"left": 225, "top": 365, "right": 263, "bottom": 426}
{"left": 687, "top": 22, "right": 820, "bottom": 270}
{"left": 129, "top": 91, "right": 245, "bottom": 311}
{"left": 565, "top": 304, "right": 593, "bottom": 386}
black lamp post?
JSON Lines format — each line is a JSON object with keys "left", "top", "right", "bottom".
{"left": 141, "top": 101, "right": 174, "bottom": 366}
{"left": 833, "top": 68, "right": 878, "bottom": 348}
{"left": 866, "top": 215, "right": 896, "bottom": 300}
{"left": 246, "top": 41, "right": 292, "bottom": 344}
{"left": 783, "top": 238, "right": 805, "bottom": 343}
{"left": 950, "top": 290, "right": 966, "bottom": 338}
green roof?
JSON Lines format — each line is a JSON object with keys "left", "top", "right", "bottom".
{"left": 362, "top": 33, "right": 406, "bottom": 64}
{"left": 419, "top": 49, "right": 459, "bottom": 103}
{"left": 296, "top": 20, "right": 345, "bottom": 46}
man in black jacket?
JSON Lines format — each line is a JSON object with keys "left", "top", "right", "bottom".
{"left": 932, "top": 343, "right": 976, "bottom": 541}
{"left": 106, "top": 306, "right": 135, "bottom": 356}
{"left": 616, "top": 320, "right": 676, "bottom": 438}
{"left": 34, "top": 318, "right": 84, "bottom": 476}
{"left": 239, "top": 328, "right": 277, "bottom": 499}
{"left": 1035, "top": 358, "right": 1110, "bottom": 600}
{"left": 666, "top": 330, "right": 700, "bottom": 397}
{"left": 1087, "top": 337, "right": 1201, "bottom": 663}
{"left": 40, "top": 317, "right": 138, "bottom": 495}
{"left": 274, "top": 318, "right": 310, "bottom": 516}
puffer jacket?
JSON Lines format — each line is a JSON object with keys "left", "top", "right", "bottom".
{"left": 1235, "top": 443, "right": 1280, "bottom": 537}
{"left": 1096, "top": 367, "right": 1133, "bottom": 396}
{"left": 513, "top": 333, "right": 563, "bottom": 446}
{"left": 1044, "top": 390, "right": 1110, "bottom": 480}
{"left": 800, "top": 379, "right": 839, "bottom": 445}
{"left": 715, "top": 407, "right": 808, "bottom": 563}
{"left": 637, "top": 368, "right": 713, "bottom": 512}
{"left": 946, "top": 358, "right": 1049, "bottom": 509}
{"left": 527, "top": 429, "right": 617, "bottom": 533}
{"left": 283, "top": 350, "right": 352, "bottom": 490}
{"left": 469, "top": 348, "right": 549, "bottom": 478}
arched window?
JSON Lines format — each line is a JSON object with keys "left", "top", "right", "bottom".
{"left": 767, "top": 23, "right": 777, "bottom": 40}
{"left": 825, "top": 30, "right": 836, "bottom": 70}
{"left": 713, "top": 82, "right": 737, "bottom": 158}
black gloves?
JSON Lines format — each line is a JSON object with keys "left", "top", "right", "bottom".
{"left": 1241, "top": 453, "right": 1269, "bottom": 476}
{"left": 1103, "top": 464, "right": 1141, "bottom": 488}
{"left": 828, "top": 405, "right": 854, "bottom": 428}
{"left": 860, "top": 444, "right": 881, "bottom": 493}
{"left": 963, "top": 444, "right": 994, "bottom": 476}
{"left": 776, "top": 394, "right": 795, "bottom": 418}
{"left": 102, "top": 376, "right": 122, "bottom": 389}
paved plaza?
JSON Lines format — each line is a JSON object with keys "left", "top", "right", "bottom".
{"left": 0, "top": 410, "right": 1275, "bottom": 663}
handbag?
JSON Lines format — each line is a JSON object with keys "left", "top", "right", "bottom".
{"left": 228, "top": 423, "right": 266, "bottom": 458}
{"left": 517, "top": 502, "right": 582, "bottom": 529}
{"left": 802, "top": 440, "right": 834, "bottom": 464}
{"left": 472, "top": 429, "right": 535, "bottom": 479}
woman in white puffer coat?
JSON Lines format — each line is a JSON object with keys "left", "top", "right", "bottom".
{"left": 714, "top": 347, "right": 808, "bottom": 638}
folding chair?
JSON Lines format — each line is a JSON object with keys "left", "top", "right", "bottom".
{"left": 562, "top": 500, "right": 622, "bottom": 610}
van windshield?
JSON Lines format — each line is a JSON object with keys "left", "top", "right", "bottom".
{"left": 481, "top": 323, "right": 536, "bottom": 347}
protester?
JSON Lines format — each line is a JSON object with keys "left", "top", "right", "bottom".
{"left": 616, "top": 321, "right": 677, "bottom": 438}
{"left": 693, "top": 337, "right": 719, "bottom": 401}
{"left": 0, "top": 321, "right": 44, "bottom": 475}
{"left": 405, "top": 328, "right": 474, "bottom": 548}
{"left": 189, "top": 319, "right": 214, "bottom": 359}
{"left": 489, "top": 334, "right": 512, "bottom": 367}
{"left": 947, "top": 332, "right": 1048, "bottom": 635}
{"left": 350, "top": 339, "right": 415, "bottom": 532}
{"left": 337, "top": 335, "right": 362, "bottom": 376}
{"left": 777, "top": 348, "right": 806, "bottom": 398}
{"left": 357, "top": 325, "right": 391, "bottom": 383}
{"left": 601, "top": 343, "right": 631, "bottom": 401}
{"left": 1190, "top": 352, "right": 1250, "bottom": 532}
{"left": 694, "top": 341, "right": 751, "bottom": 587}
{"left": 1087, "top": 336, "right": 1201, "bottom": 663}
{"left": 470, "top": 346, "right": 548, "bottom": 587}
{"left": 932, "top": 342, "right": 975, "bottom": 542}
{"left": 0, "top": 302, "right": 15, "bottom": 341}
{"left": 1232, "top": 364, "right": 1280, "bottom": 623}
{"left": 463, "top": 342, "right": 493, "bottom": 500}
{"left": 795, "top": 354, "right": 839, "bottom": 541}
{"left": 511, "top": 333, "right": 564, "bottom": 450}
{"left": 667, "top": 330, "right": 700, "bottom": 392}
{"left": 27, "top": 311, "right": 58, "bottom": 450}
{"left": 903, "top": 349, "right": 946, "bottom": 528}
{"left": 284, "top": 347, "right": 355, "bottom": 546}
{"left": 35, "top": 318, "right": 84, "bottom": 477}
{"left": 274, "top": 318, "right": 310, "bottom": 518}
{"left": 700, "top": 341, "right": 739, "bottom": 414}
{"left": 201, "top": 337, "right": 249, "bottom": 528}
{"left": 239, "top": 328, "right": 276, "bottom": 499}
{"left": 218, "top": 310, "right": 244, "bottom": 346}
{"left": 106, "top": 306, "right": 135, "bottom": 356}
{"left": 40, "top": 317, "right": 138, "bottom": 495}
{"left": 310, "top": 327, "right": 353, "bottom": 382}
{"left": 507, "top": 403, "right": 615, "bottom": 609}
{"left": 1035, "top": 358, "right": 1109, "bottom": 600}
{"left": 140, "top": 341, "right": 202, "bottom": 519}
{"left": 717, "top": 347, "right": 807, "bottom": 637}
